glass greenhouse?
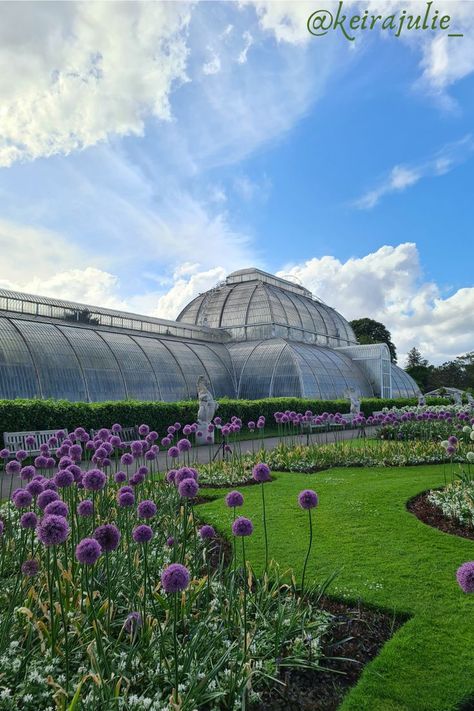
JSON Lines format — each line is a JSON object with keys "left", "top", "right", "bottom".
{"left": 0, "top": 268, "right": 419, "bottom": 402}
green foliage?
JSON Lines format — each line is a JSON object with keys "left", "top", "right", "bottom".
{"left": 0, "top": 396, "right": 444, "bottom": 445}
{"left": 349, "top": 317, "right": 397, "bottom": 362}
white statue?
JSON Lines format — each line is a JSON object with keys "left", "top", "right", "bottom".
{"left": 418, "top": 394, "right": 426, "bottom": 407}
{"left": 452, "top": 390, "right": 462, "bottom": 406}
{"left": 197, "top": 376, "right": 218, "bottom": 425}
{"left": 346, "top": 387, "right": 361, "bottom": 416}
{"left": 467, "top": 393, "right": 474, "bottom": 410}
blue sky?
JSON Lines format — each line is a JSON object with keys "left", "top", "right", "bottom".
{"left": 0, "top": 0, "right": 473, "bottom": 364}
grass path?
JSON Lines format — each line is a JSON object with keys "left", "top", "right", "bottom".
{"left": 198, "top": 464, "right": 474, "bottom": 711}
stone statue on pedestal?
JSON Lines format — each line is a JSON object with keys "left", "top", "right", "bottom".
{"left": 346, "top": 387, "right": 361, "bottom": 416}
{"left": 196, "top": 376, "right": 218, "bottom": 445}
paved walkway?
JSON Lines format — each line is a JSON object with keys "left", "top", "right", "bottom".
{"left": 1, "top": 426, "right": 377, "bottom": 499}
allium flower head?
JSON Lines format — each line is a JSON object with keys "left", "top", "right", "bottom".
{"left": 25, "top": 435, "right": 36, "bottom": 447}
{"left": 16, "top": 449, "right": 28, "bottom": 461}
{"left": 177, "top": 438, "right": 192, "bottom": 452}
{"left": 199, "top": 525, "right": 216, "bottom": 540}
{"left": 161, "top": 563, "right": 190, "bottom": 593}
{"left": 83, "top": 469, "right": 107, "bottom": 491}
{"left": 20, "top": 465, "right": 35, "bottom": 482}
{"left": 137, "top": 500, "right": 157, "bottom": 519}
{"left": 252, "top": 462, "right": 271, "bottom": 483}
{"left": 121, "top": 453, "right": 134, "bottom": 466}
{"left": 114, "top": 470, "right": 127, "bottom": 484}
{"left": 225, "top": 490, "right": 244, "bottom": 508}
{"left": 94, "top": 524, "right": 121, "bottom": 552}
{"left": 178, "top": 478, "right": 199, "bottom": 499}
{"left": 448, "top": 435, "right": 458, "bottom": 446}
{"left": 456, "top": 562, "right": 474, "bottom": 593}
{"left": 166, "top": 536, "right": 174, "bottom": 547}
{"left": 44, "top": 500, "right": 69, "bottom": 518}
{"left": 26, "top": 480, "right": 43, "bottom": 497}
{"left": 166, "top": 469, "right": 177, "bottom": 484}
{"left": 232, "top": 516, "right": 253, "bottom": 537}
{"left": 21, "top": 559, "right": 39, "bottom": 577}
{"left": 6, "top": 460, "right": 21, "bottom": 475}
{"left": 132, "top": 524, "right": 153, "bottom": 543}
{"left": 298, "top": 489, "right": 319, "bottom": 510}
{"left": 138, "top": 424, "right": 150, "bottom": 436}
{"left": 20, "top": 511, "right": 38, "bottom": 530}
{"left": 13, "top": 489, "right": 33, "bottom": 509}
{"left": 168, "top": 446, "right": 179, "bottom": 459}
{"left": 37, "top": 514, "right": 70, "bottom": 546}
{"left": 76, "top": 537, "right": 102, "bottom": 565}
{"left": 77, "top": 499, "right": 94, "bottom": 517}
{"left": 117, "top": 490, "right": 135, "bottom": 507}
{"left": 37, "top": 489, "right": 60, "bottom": 510}
{"left": 55, "top": 469, "right": 74, "bottom": 488}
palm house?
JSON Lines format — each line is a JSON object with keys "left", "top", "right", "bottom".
{"left": 0, "top": 268, "right": 419, "bottom": 402}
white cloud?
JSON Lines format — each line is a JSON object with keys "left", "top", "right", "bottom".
{"left": 202, "top": 49, "right": 221, "bottom": 75}
{"left": 354, "top": 135, "right": 474, "bottom": 208}
{"left": 278, "top": 243, "right": 474, "bottom": 364}
{"left": 0, "top": 2, "right": 191, "bottom": 166}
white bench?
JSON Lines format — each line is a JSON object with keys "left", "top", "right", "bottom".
{"left": 4, "top": 429, "right": 68, "bottom": 456}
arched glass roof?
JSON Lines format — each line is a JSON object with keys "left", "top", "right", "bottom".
{"left": 0, "top": 316, "right": 235, "bottom": 402}
{"left": 228, "top": 339, "right": 374, "bottom": 400}
{"left": 177, "top": 268, "right": 357, "bottom": 347}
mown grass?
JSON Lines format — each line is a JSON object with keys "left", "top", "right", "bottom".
{"left": 199, "top": 464, "right": 474, "bottom": 711}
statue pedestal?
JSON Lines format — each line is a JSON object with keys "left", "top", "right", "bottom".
{"left": 196, "top": 422, "right": 215, "bottom": 446}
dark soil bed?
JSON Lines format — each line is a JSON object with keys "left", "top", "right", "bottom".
{"left": 250, "top": 598, "right": 405, "bottom": 711}
{"left": 407, "top": 490, "right": 474, "bottom": 541}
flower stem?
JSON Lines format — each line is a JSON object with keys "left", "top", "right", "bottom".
{"left": 301, "top": 509, "right": 313, "bottom": 595}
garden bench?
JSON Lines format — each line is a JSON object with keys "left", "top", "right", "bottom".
{"left": 3, "top": 429, "right": 68, "bottom": 456}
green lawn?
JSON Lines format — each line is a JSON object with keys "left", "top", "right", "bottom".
{"left": 198, "top": 464, "right": 474, "bottom": 711}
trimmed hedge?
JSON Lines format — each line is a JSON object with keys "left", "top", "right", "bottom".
{"left": 0, "top": 396, "right": 450, "bottom": 446}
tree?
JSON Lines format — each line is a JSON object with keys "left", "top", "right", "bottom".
{"left": 405, "top": 347, "right": 428, "bottom": 369}
{"left": 349, "top": 318, "right": 397, "bottom": 363}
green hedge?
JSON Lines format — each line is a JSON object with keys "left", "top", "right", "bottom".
{"left": 0, "top": 396, "right": 451, "bottom": 445}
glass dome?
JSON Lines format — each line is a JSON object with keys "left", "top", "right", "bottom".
{"left": 177, "top": 268, "right": 357, "bottom": 348}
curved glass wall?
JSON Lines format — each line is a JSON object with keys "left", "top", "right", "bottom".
{"left": 0, "top": 317, "right": 235, "bottom": 403}
{"left": 391, "top": 364, "right": 420, "bottom": 398}
{"left": 228, "top": 339, "right": 374, "bottom": 400}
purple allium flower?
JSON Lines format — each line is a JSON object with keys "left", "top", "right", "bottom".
{"left": 13, "top": 489, "right": 33, "bottom": 509}
{"left": 124, "top": 611, "right": 142, "bottom": 634}
{"left": 37, "top": 515, "right": 70, "bottom": 546}
{"left": 76, "top": 537, "right": 102, "bottom": 565}
{"left": 110, "top": 435, "right": 122, "bottom": 448}
{"left": 175, "top": 467, "right": 197, "bottom": 484}
{"left": 456, "top": 562, "right": 474, "bottom": 593}
{"left": 54, "top": 469, "right": 74, "bottom": 488}
{"left": 43, "top": 479, "right": 57, "bottom": 492}
{"left": 114, "top": 470, "right": 127, "bottom": 484}
{"left": 6, "top": 460, "right": 20, "bottom": 475}
{"left": 120, "top": 485, "right": 133, "bottom": 494}
{"left": 178, "top": 478, "right": 199, "bottom": 499}
{"left": 77, "top": 499, "right": 94, "bottom": 517}
{"left": 214, "top": 416, "right": 222, "bottom": 425}
{"left": 131, "top": 440, "right": 143, "bottom": 456}
{"left": 117, "top": 490, "right": 135, "bottom": 507}
{"left": 94, "top": 524, "right": 121, "bottom": 552}
{"left": 111, "top": 423, "right": 122, "bottom": 434}
{"left": 252, "top": 462, "right": 271, "bottom": 483}
{"left": 167, "top": 426, "right": 176, "bottom": 435}
{"left": 130, "top": 472, "right": 145, "bottom": 487}
{"left": 16, "top": 449, "right": 28, "bottom": 462}
{"left": 177, "top": 438, "right": 192, "bottom": 453}
{"left": 56, "top": 430, "right": 66, "bottom": 441}
{"left": 161, "top": 563, "right": 190, "bottom": 593}
{"left": 232, "top": 516, "right": 253, "bottom": 537}
{"left": 199, "top": 525, "right": 216, "bottom": 540}
{"left": 225, "top": 490, "right": 244, "bottom": 508}
{"left": 448, "top": 435, "right": 458, "bottom": 446}
{"left": 98, "top": 428, "right": 110, "bottom": 441}
{"left": 446, "top": 445, "right": 456, "bottom": 456}
{"left": 68, "top": 465, "right": 82, "bottom": 482}
{"left": 20, "top": 465, "right": 36, "bottom": 482}
{"left": 138, "top": 424, "right": 150, "bottom": 436}
{"left": 144, "top": 449, "right": 156, "bottom": 461}
{"left": 166, "top": 536, "right": 174, "bottom": 547}
{"left": 20, "top": 511, "right": 38, "bottom": 530}
{"left": 26, "top": 480, "right": 43, "bottom": 497}
{"left": 83, "top": 469, "right": 107, "bottom": 491}
{"left": 37, "top": 489, "right": 60, "bottom": 510}
{"left": 44, "top": 500, "right": 69, "bottom": 518}
{"left": 138, "top": 499, "right": 157, "bottom": 519}
{"left": 147, "top": 430, "right": 159, "bottom": 442}
{"left": 21, "top": 559, "right": 39, "bottom": 577}
{"left": 132, "top": 524, "right": 153, "bottom": 543}
{"left": 121, "top": 453, "right": 134, "bottom": 467}
{"left": 166, "top": 469, "right": 177, "bottom": 484}
{"left": 182, "top": 425, "right": 191, "bottom": 436}
{"left": 248, "top": 421, "right": 256, "bottom": 430}
{"left": 94, "top": 447, "right": 108, "bottom": 460}
{"left": 161, "top": 437, "right": 171, "bottom": 447}
{"left": 25, "top": 435, "right": 36, "bottom": 447}
{"left": 168, "top": 446, "right": 179, "bottom": 459}
{"left": 0, "top": 448, "right": 10, "bottom": 459}
{"left": 298, "top": 489, "right": 319, "bottom": 510}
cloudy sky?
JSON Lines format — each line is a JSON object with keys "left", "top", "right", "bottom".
{"left": 0, "top": 0, "right": 473, "bottom": 365}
